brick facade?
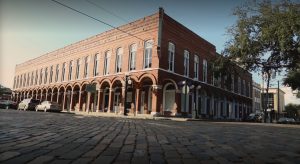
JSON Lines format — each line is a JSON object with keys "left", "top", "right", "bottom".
{"left": 13, "top": 8, "right": 252, "bottom": 119}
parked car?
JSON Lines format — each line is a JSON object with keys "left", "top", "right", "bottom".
{"left": 278, "top": 117, "right": 296, "bottom": 124}
{"left": 245, "top": 112, "right": 263, "bottom": 122}
{"left": 0, "top": 100, "right": 18, "bottom": 109}
{"left": 35, "top": 101, "right": 61, "bottom": 112}
{"left": 17, "top": 98, "right": 40, "bottom": 111}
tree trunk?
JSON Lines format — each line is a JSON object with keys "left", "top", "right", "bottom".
{"left": 264, "top": 71, "right": 271, "bottom": 123}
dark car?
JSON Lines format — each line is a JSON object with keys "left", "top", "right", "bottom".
{"left": 17, "top": 98, "right": 40, "bottom": 111}
{"left": 0, "top": 100, "right": 18, "bottom": 109}
{"left": 245, "top": 113, "right": 263, "bottom": 122}
{"left": 278, "top": 117, "right": 296, "bottom": 124}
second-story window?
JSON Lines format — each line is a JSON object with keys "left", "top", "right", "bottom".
{"left": 76, "top": 59, "right": 80, "bottom": 79}
{"left": 61, "top": 62, "right": 66, "bottom": 81}
{"left": 168, "top": 42, "right": 175, "bottom": 72}
{"left": 194, "top": 55, "right": 199, "bottom": 79}
{"left": 104, "top": 51, "right": 111, "bottom": 75}
{"left": 44, "top": 67, "right": 48, "bottom": 84}
{"left": 49, "top": 65, "right": 53, "bottom": 83}
{"left": 144, "top": 40, "right": 153, "bottom": 69}
{"left": 93, "top": 54, "right": 99, "bottom": 76}
{"left": 30, "top": 71, "right": 34, "bottom": 86}
{"left": 39, "top": 68, "right": 43, "bottom": 85}
{"left": 184, "top": 50, "right": 189, "bottom": 77}
{"left": 129, "top": 44, "right": 137, "bottom": 71}
{"left": 35, "top": 70, "right": 38, "bottom": 85}
{"left": 68, "top": 60, "right": 73, "bottom": 81}
{"left": 115, "top": 48, "right": 122, "bottom": 73}
{"left": 26, "top": 73, "right": 30, "bottom": 86}
{"left": 203, "top": 59, "right": 207, "bottom": 83}
{"left": 84, "top": 56, "right": 89, "bottom": 78}
{"left": 55, "top": 64, "right": 59, "bottom": 82}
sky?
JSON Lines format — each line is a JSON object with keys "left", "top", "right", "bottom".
{"left": 1, "top": 0, "right": 299, "bottom": 104}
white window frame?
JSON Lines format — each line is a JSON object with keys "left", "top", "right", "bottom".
{"left": 143, "top": 40, "right": 153, "bottom": 69}
{"left": 168, "top": 42, "right": 175, "bottom": 72}
{"left": 55, "top": 64, "right": 59, "bottom": 82}
{"left": 115, "top": 48, "right": 123, "bottom": 73}
{"left": 69, "top": 60, "right": 73, "bottom": 80}
{"left": 83, "top": 56, "right": 89, "bottom": 78}
{"left": 194, "top": 55, "right": 199, "bottom": 79}
{"left": 184, "top": 50, "right": 189, "bottom": 77}
{"left": 203, "top": 59, "right": 207, "bottom": 83}
{"left": 104, "top": 51, "right": 111, "bottom": 75}
{"left": 129, "top": 44, "right": 137, "bottom": 71}
{"left": 93, "top": 54, "right": 99, "bottom": 76}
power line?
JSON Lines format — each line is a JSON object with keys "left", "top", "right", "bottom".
{"left": 85, "top": 0, "right": 129, "bottom": 23}
{"left": 50, "top": 0, "right": 158, "bottom": 47}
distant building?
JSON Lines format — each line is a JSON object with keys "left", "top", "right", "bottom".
{"left": 0, "top": 85, "right": 12, "bottom": 100}
{"left": 252, "top": 82, "right": 261, "bottom": 113}
{"left": 262, "top": 88, "right": 285, "bottom": 115}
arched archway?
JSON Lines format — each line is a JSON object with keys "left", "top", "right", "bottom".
{"left": 139, "top": 76, "right": 154, "bottom": 114}
{"left": 111, "top": 80, "right": 123, "bottom": 113}
{"left": 65, "top": 85, "right": 72, "bottom": 111}
{"left": 72, "top": 84, "right": 80, "bottom": 111}
{"left": 163, "top": 82, "right": 176, "bottom": 115}
{"left": 47, "top": 88, "right": 53, "bottom": 101}
{"left": 58, "top": 86, "right": 65, "bottom": 111}
{"left": 100, "top": 81, "right": 111, "bottom": 112}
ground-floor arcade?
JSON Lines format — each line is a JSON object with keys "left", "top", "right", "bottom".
{"left": 12, "top": 71, "right": 252, "bottom": 119}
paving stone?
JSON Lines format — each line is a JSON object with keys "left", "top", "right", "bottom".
{"left": 0, "top": 151, "right": 20, "bottom": 161}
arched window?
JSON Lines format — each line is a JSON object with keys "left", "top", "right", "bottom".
{"left": 203, "top": 59, "right": 207, "bottom": 83}
{"left": 115, "top": 48, "right": 122, "bottom": 73}
{"left": 44, "top": 67, "right": 48, "bottom": 84}
{"left": 30, "top": 71, "right": 34, "bottom": 86}
{"left": 61, "top": 62, "right": 66, "bottom": 81}
{"left": 76, "top": 59, "right": 80, "bottom": 79}
{"left": 168, "top": 42, "right": 175, "bottom": 72}
{"left": 39, "top": 68, "right": 43, "bottom": 85}
{"left": 49, "top": 65, "right": 53, "bottom": 83}
{"left": 143, "top": 40, "right": 153, "bottom": 69}
{"left": 104, "top": 51, "right": 111, "bottom": 75}
{"left": 68, "top": 60, "right": 73, "bottom": 80}
{"left": 129, "top": 44, "right": 137, "bottom": 71}
{"left": 35, "top": 70, "right": 38, "bottom": 85}
{"left": 83, "top": 56, "right": 89, "bottom": 78}
{"left": 184, "top": 50, "right": 189, "bottom": 77}
{"left": 93, "top": 54, "right": 99, "bottom": 76}
{"left": 55, "top": 64, "right": 59, "bottom": 82}
{"left": 194, "top": 55, "right": 199, "bottom": 79}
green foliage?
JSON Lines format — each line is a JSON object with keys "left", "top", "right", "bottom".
{"left": 283, "top": 67, "right": 300, "bottom": 98}
{"left": 285, "top": 103, "right": 300, "bottom": 118}
{"left": 219, "top": 0, "right": 300, "bottom": 74}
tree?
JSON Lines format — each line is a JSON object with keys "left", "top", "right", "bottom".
{"left": 283, "top": 66, "right": 300, "bottom": 98}
{"left": 285, "top": 103, "right": 300, "bottom": 118}
{"left": 214, "top": 0, "right": 300, "bottom": 122}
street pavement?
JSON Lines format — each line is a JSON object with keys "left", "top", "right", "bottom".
{"left": 0, "top": 109, "right": 299, "bottom": 164}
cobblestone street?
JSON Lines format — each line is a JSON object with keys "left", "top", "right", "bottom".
{"left": 0, "top": 110, "right": 299, "bottom": 164}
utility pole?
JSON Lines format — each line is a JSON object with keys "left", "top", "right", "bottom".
{"left": 277, "top": 80, "right": 280, "bottom": 120}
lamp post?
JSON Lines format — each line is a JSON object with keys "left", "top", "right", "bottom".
{"left": 124, "top": 73, "right": 132, "bottom": 116}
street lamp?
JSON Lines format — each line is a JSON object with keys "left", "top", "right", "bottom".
{"left": 124, "top": 73, "right": 132, "bottom": 116}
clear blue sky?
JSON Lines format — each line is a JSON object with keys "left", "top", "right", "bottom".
{"left": 0, "top": 0, "right": 282, "bottom": 89}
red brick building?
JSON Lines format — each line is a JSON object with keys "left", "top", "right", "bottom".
{"left": 12, "top": 8, "right": 252, "bottom": 119}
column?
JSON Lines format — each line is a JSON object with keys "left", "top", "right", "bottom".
{"left": 78, "top": 90, "right": 82, "bottom": 111}
{"left": 63, "top": 91, "right": 66, "bottom": 111}
{"left": 107, "top": 88, "right": 113, "bottom": 113}
{"left": 96, "top": 90, "right": 100, "bottom": 112}
{"left": 135, "top": 88, "right": 140, "bottom": 115}
{"left": 50, "top": 91, "right": 53, "bottom": 102}
{"left": 151, "top": 89, "right": 160, "bottom": 116}
{"left": 86, "top": 92, "right": 91, "bottom": 112}
{"left": 70, "top": 90, "right": 73, "bottom": 111}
